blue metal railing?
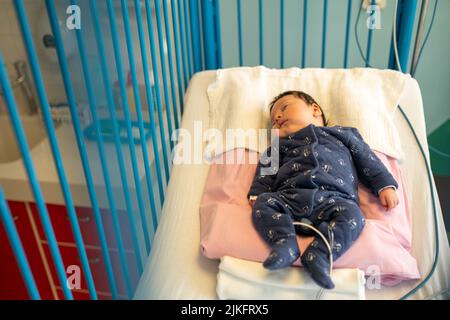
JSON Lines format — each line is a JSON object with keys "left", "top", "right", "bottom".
{"left": 45, "top": 0, "right": 117, "bottom": 299}
{"left": 343, "top": 0, "right": 353, "bottom": 68}
{"left": 70, "top": 0, "right": 133, "bottom": 299}
{"left": 0, "top": 0, "right": 419, "bottom": 300}
{"left": 90, "top": 0, "right": 144, "bottom": 275}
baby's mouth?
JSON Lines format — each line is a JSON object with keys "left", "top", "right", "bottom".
{"left": 280, "top": 120, "right": 288, "bottom": 127}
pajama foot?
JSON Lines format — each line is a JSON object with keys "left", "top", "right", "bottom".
{"left": 301, "top": 248, "right": 335, "bottom": 289}
{"left": 263, "top": 242, "right": 300, "bottom": 270}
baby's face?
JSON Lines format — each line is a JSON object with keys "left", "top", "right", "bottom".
{"left": 270, "top": 95, "right": 323, "bottom": 138}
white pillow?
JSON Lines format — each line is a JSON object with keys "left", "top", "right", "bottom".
{"left": 206, "top": 66, "right": 410, "bottom": 159}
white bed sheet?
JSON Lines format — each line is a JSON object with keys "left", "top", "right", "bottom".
{"left": 133, "top": 70, "right": 450, "bottom": 300}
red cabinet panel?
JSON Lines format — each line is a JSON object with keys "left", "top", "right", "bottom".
{"left": 42, "top": 244, "right": 139, "bottom": 299}
{"left": 0, "top": 201, "right": 54, "bottom": 300}
{"left": 29, "top": 203, "right": 135, "bottom": 251}
{"left": 2, "top": 201, "right": 140, "bottom": 300}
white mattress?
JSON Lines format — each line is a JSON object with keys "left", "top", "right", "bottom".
{"left": 133, "top": 70, "right": 450, "bottom": 300}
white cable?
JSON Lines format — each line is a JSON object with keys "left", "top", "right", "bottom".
{"left": 393, "top": 0, "right": 403, "bottom": 73}
{"left": 292, "top": 222, "right": 334, "bottom": 279}
{"left": 393, "top": 1, "right": 450, "bottom": 159}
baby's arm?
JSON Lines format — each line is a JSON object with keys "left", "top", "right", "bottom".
{"left": 247, "top": 147, "right": 277, "bottom": 204}
{"left": 346, "top": 128, "right": 399, "bottom": 207}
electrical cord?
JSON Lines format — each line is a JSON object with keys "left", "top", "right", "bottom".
{"left": 355, "top": 0, "right": 373, "bottom": 67}
{"left": 392, "top": 0, "right": 450, "bottom": 159}
{"left": 411, "top": 0, "right": 439, "bottom": 77}
{"left": 353, "top": 0, "right": 443, "bottom": 299}
{"left": 393, "top": 0, "right": 402, "bottom": 72}
{"left": 292, "top": 221, "right": 334, "bottom": 299}
{"left": 397, "top": 104, "right": 440, "bottom": 300}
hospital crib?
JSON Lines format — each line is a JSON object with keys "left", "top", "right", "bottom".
{"left": 0, "top": 0, "right": 440, "bottom": 300}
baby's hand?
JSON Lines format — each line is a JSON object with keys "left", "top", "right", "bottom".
{"left": 379, "top": 188, "right": 399, "bottom": 210}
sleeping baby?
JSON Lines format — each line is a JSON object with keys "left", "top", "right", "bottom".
{"left": 247, "top": 90, "right": 399, "bottom": 289}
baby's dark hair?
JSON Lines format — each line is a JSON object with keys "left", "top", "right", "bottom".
{"left": 269, "top": 90, "right": 328, "bottom": 126}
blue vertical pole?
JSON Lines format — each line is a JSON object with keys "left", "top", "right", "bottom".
{"left": 162, "top": 0, "right": 181, "bottom": 129}
{"left": 45, "top": 0, "right": 118, "bottom": 299}
{"left": 183, "top": 0, "right": 194, "bottom": 77}
{"left": 259, "top": 0, "right": 263, "bottom": 65}
{"left": 71, "top": 0, "right": 133, "bottom": 299}
{"left": 14, "top": 0, "right": 96, "bottom": 299}
{"left": 189, "top": 0, "right": 203, "bottom": 72}
{"left": 280, "top": 0, "right": 284, "bottom": 68}
{"left": 170, "top": 0, "right": 186, "bottom": 113}
{"left": 237, "top": 0, "right": 243, "bottom": 66}
{"left": 214, "top": 0, "right": 222, "bottom": 68}
{"left": 388, "top": 0, "right": 418, "bottom": 71}
{"left": 321, "top": 0, "right": 328, "bottom": 68}
{"left": 106, "top": 0, "right": 151, "bottom": 255}
{"left": 201, "top": 0, "right": 218, "bottom": 70}
{"left": 0, "top": 52, "right": 72, "bottom": 300}
{"left": 343, "top": 0, "right": 352, "bottom": 68}
{"left": 144, "top": 0, "right": 172, "bottom": 183}
{"left": 90, "top": 0, "right": 143, "bottom": 274}
{"left": 302, "top": 0, "right": 308, "bottom": 68}
{"left": 135, "top": 0, "right": 166, "bottom": 207}
{"left": 154, "top": 0, "right": 178, "bottom": 137}
{"left": 366, "top": 0, "right": 375, "bottom": 67}
{"left": 177, "top": 0, "right": 190, "bottom": 91}
{"left": 0, "top": 187, "right": 40, "bottom": 300}
{"left": 119, "top": 0, "right": 158, "bottom": 249}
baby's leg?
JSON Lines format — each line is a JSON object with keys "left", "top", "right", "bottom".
{"left": 301, "top": 200, "right": 365, "bottom": 289}
{"left": 252, "top": 192, "right": 300, "bottom": 270}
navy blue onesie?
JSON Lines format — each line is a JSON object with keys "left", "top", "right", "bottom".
{"left": 247, "top": 124, "right": 398, "bottom": 289}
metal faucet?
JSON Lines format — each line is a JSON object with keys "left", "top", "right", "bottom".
{"left": 0, "top": 60, "right": 38, "bottom": 115}
{"left": 14, "top": 60, "right": 38, "bottom": 115}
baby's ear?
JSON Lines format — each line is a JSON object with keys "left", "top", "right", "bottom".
{"left": 312, "top": 103, "right": 323, "bottom": 116}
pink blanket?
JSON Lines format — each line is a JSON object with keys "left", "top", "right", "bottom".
{"left": 200, "top": 148, "right": 420, "bottom": 286}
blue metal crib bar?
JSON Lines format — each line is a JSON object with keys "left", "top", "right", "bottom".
{"left": 388, "top": 0, "right": 418, "bottom": 72}
{"left": 302, "top": 0, "right": 308, "bottom": 68}
{"left": 280, "top": 0, "right": 284, "bottom": 68}
{"left": 259, "top": 0, "right": 263, "bottom": 65}
{"left": 70, "top": 0, "right": 133, "bottom": 299}
{"left": 90, "top": 0, "right": 144, "bottom": 274}
{"left": 202, "top": 0, "right": 219, "bottom": 70}
{"left": 343, "top": 0, "right": 353, "bottom": 68}
{"left": 135, "top": 0, "right": 166, "bottom": 208}
{"left": 45, "top": 0, "right": 118, "bottom": 299}
{"left": 170, "top": 0, "right": 187, "bottom": 112}
{"left": 144, "top": 0, "right": 171, "bottom": 182}
{"left": 121, "top": 0, "right": 159, "bottom": 234}
{"left": 164, "top": 0, "right": 182, "bottom": 129}
{"left": 183, "top": 0, "right": 194, "bottom": 77}
{"left": 237, "top": 0, "right": 243, "bottom": 66}
{"left": 189, "top": 0, "right": 203, "bottom": 72}
{"left": 176, "top": 0, "right": 190, "bottom": 94}
{"left": 214, "top": 0, "right": 223, "bottom": 68}
{"left": 321, "top": 0, "right": 328, "bottom": 68}
{"left": 14, "top": 0, "right": 97, "bottom": 299}
{"left": 0, "top": 52, "right": 73, "bottom": 300}
{"left": 113, "top": 0, "right": 151, "bottom": 254}
{"left": 154, "top": 0, "right": 177, "bottom": 143}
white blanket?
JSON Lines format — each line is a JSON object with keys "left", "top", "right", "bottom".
{"left": 206, "top": 66, "right": 410, "bottom": 159}
{"left": 217, "top": 256, "right": 366, "bottom": 300}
